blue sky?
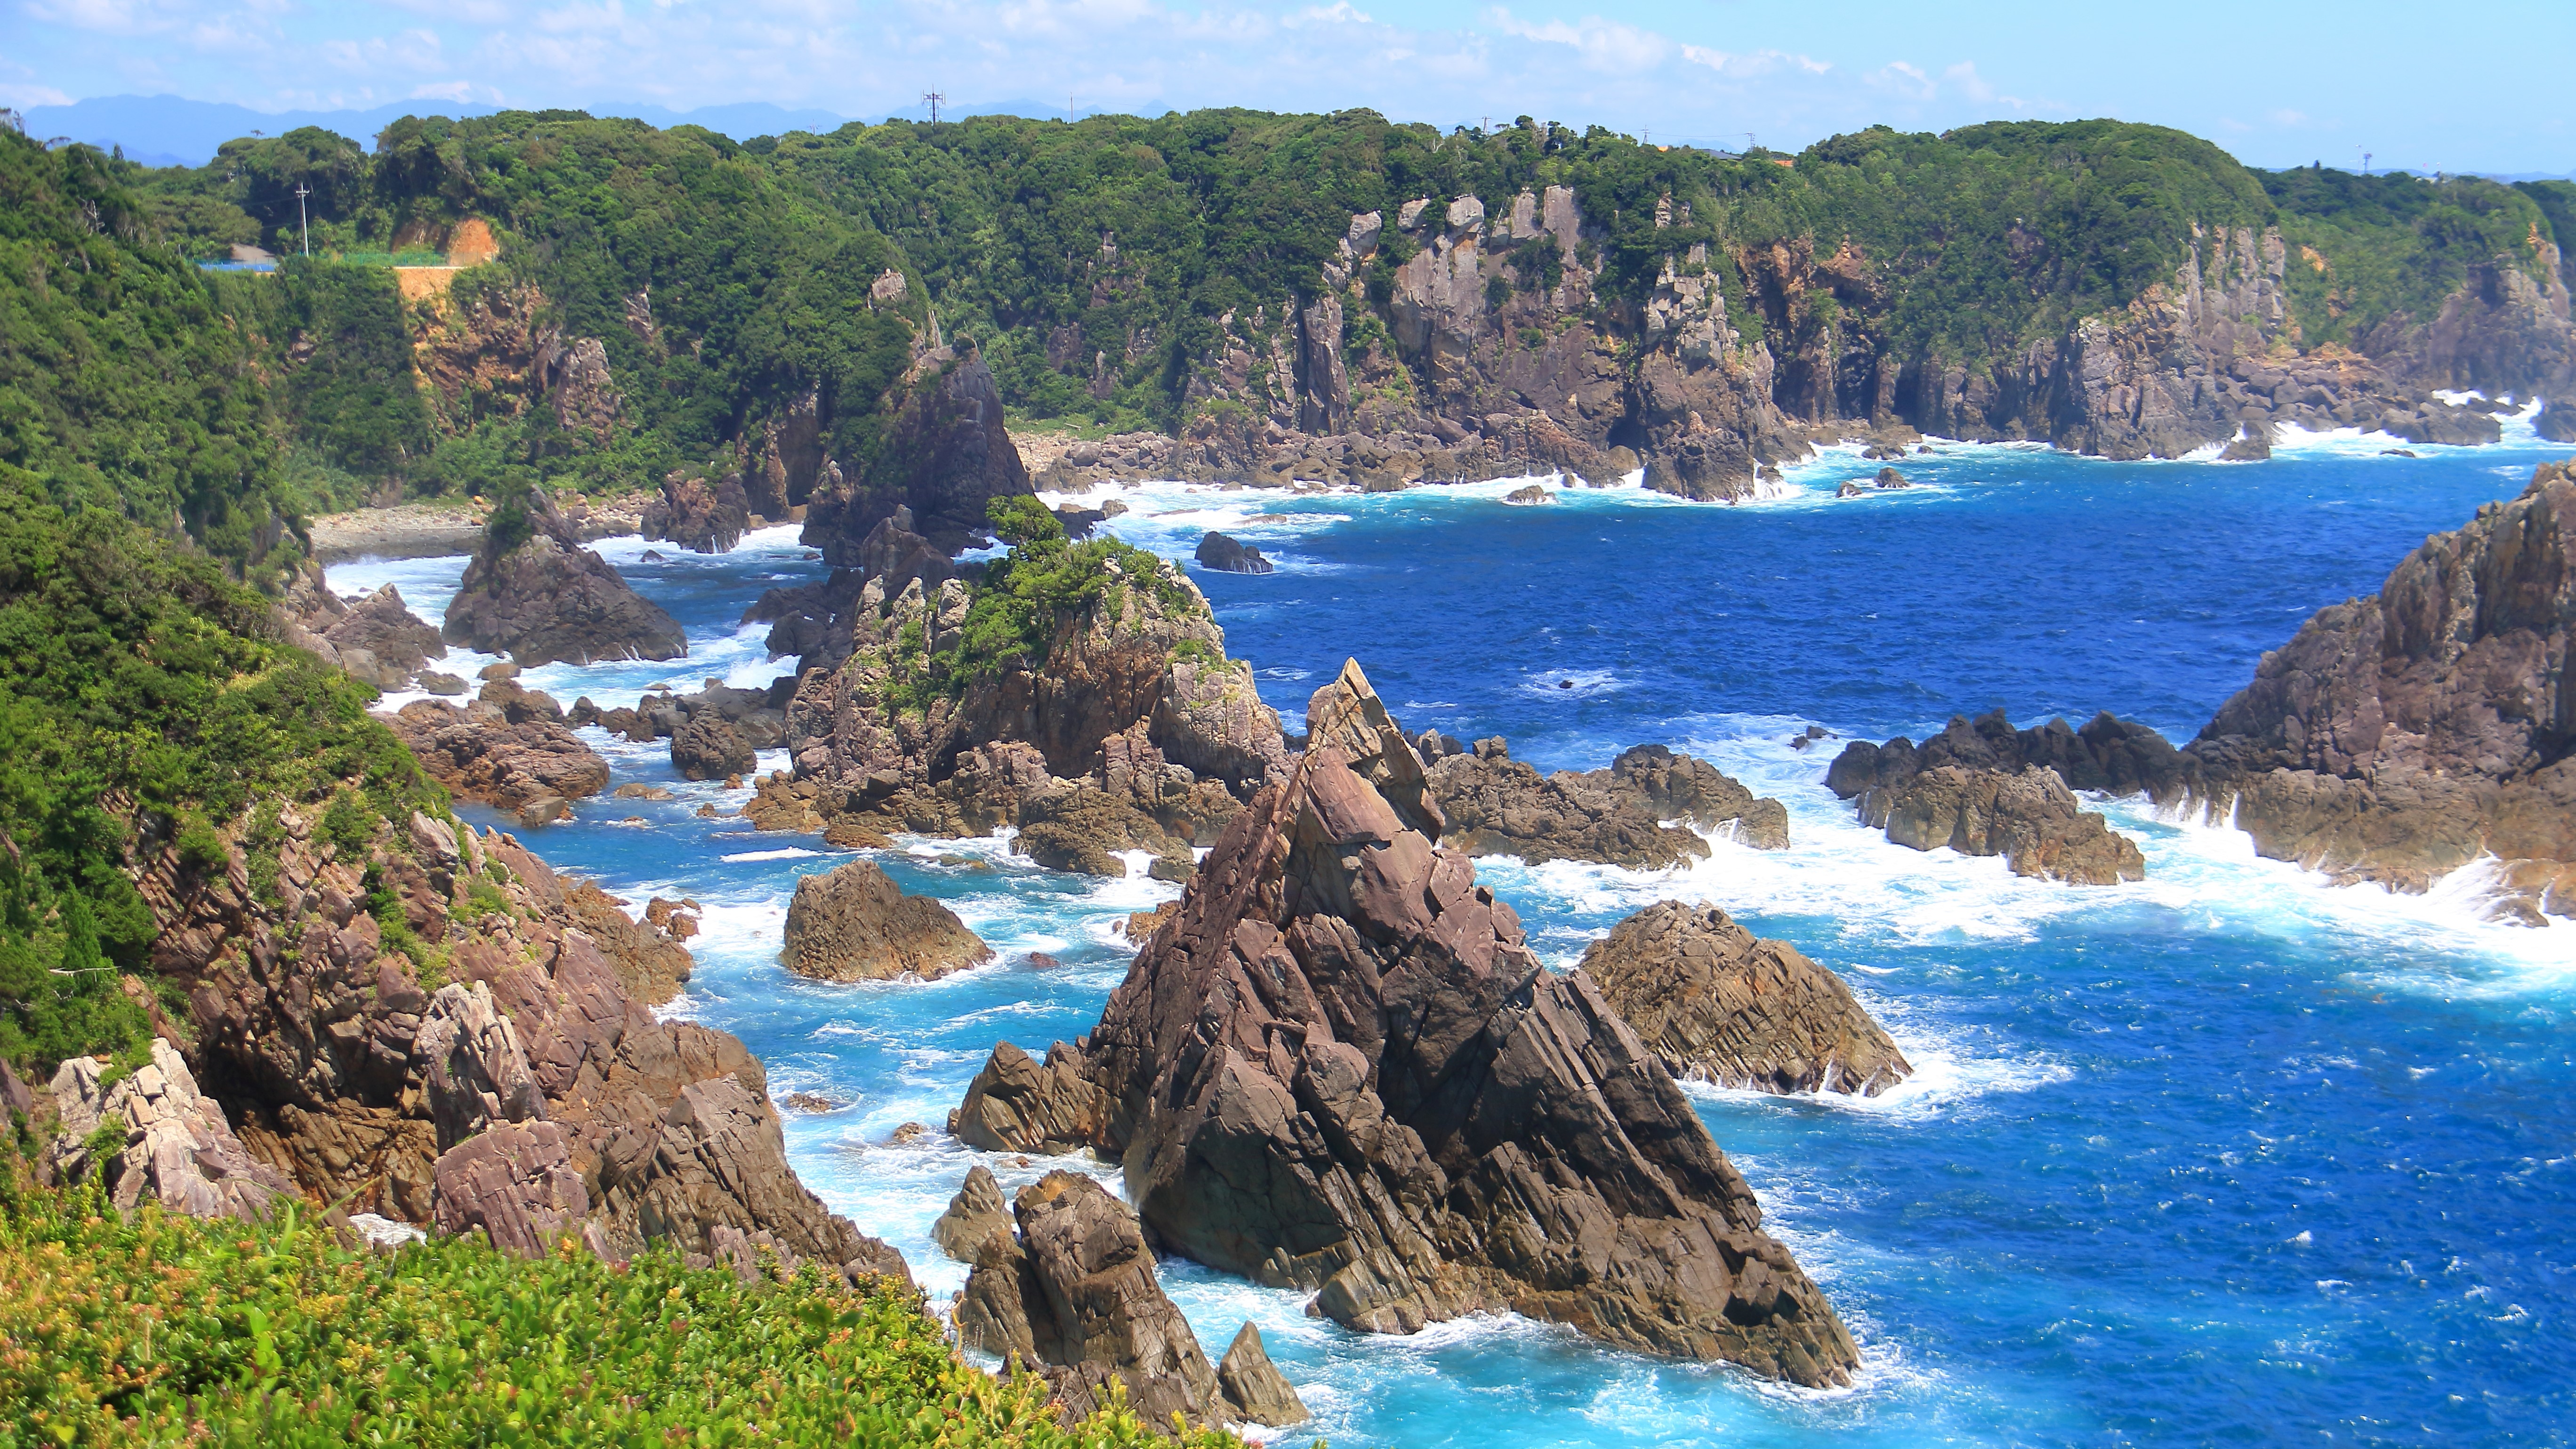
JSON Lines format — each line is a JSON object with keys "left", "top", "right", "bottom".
{"left": 6, "top": 0, "right": 2569, "bottom": 172}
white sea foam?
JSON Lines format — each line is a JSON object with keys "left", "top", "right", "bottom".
{"left": 720, "top": 847, "right": 819, "bottom": 863}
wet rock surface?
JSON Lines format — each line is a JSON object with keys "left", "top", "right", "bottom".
{"left": 1581, "top": 902, "right": 1911, "bottom": 1095}
{"left": 1885, "top": 765, "right": 2146, "bottom": 884}
{"left": 779, "top": 860, "right": 992, "bottom": 982}
{"left": 1193, "top": 531, "right": 1273, "bottom": 573}
{"left": 950, "top": 661, "right": 1860, "bottom": 1386}
{"left": 441, "top": 488, "right": 688, "bottom": 667}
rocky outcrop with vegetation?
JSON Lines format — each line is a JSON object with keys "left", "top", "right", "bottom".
{"left": 802, "top": 345, "right": 1033, "bottom": 558}
{"left": 945, "top": 662, "right": 1861, "bottom": 1387}
{"left": 439, "top": 487, "right": 687, "bottom": 667}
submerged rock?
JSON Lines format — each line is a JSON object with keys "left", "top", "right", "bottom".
{"left": 780, "top": 860, "right": 992, "bottom": 982}
{"left": 441, "top": 488, "right": 687, "bottom": 667}
{"left": 1581, "top": 902, "right": 1911, "bottom": 1095}
{"left": 952, "top": 660, "right": 1861, "bottom": 1387}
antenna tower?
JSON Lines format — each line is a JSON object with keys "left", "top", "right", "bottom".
{"left": 922, "top": 91, "right": 945, "bottom": 124}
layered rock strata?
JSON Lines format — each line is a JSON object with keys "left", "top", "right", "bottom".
{"left": 1828, "top": 711, "right": 2162, "bottom": 884}
{"left": 1580, "top": 902, "right": 1910, "bottom": 1096}
{"left": 1428, "top": 738, "right": 1790, "bottom": 867}
{"left": 946, "top": 1169, "right": 1308, "bottom": 1432}
{"left": 780, "top": 861, "right": 992, "bottom": 982}
{"left": 441, "top": 488, "right": 687, "bottom": 667}
{"left": 2175, "top": 459, "right": 2576, "bottom": 922}
{"left": 134, "top": 792, "right": 902, "bottom": 1282}
{"left": 949, "top": 662, "right": 1861, "bottom": 1387}
{"left": 384, "top": 698, "right": 611, "bottom": 827}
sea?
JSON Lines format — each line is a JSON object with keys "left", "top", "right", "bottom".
{"left": 330, "top": 407, "right": 2573, "bottom": 1448}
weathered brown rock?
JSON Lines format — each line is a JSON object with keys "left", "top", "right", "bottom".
{"left": 1876, "top": 765, "right": 2146, "bottom": 884}
{"left": 1215, "top": 1323, "right": 1308, "bottom": 1427}
{"left": 932, "top": 1163, "right": 1015, "bottom": 1263}
{"left": 670, "top": 716, "right": 756, "bottom": 781}
{"left": 383, "top": 700, "right": 610, "bottom": 818}
{"left": 431, "top": 1119, "right": 589, "bottom": 1257}
{"left": 803, "top": 345, "right": 1032, "bottom": 559}
{"left": 1826, "top": 708, "right": 2189, "bottom": 804}
{"left": 642, "top": 470, "right": 751, "bottom": 554}
{"left": 442, "top": 487, "right": 687, "bottom": 667}
{"left": 47, "top": 1041, "right": 291, "bottom": 1221}
{"left": 1426, "top": 735, "right": 1789, "bottom": 866}
{"left": 780, "top": 861, "right": 991, "bottom": 982}
{"left": 953, "top": 1172, "right": 1220, "bottom": 1427}
{"left": 1581, "top": 902, "right": 1910, "bottom": 1095}
{"left": 955, "top": 662, "right": 1860, "bottom": 1386}
{"left": 319, "top": 583, "right": 447, "bottom": 689}
{"left": 2179, "top": 460, "right": 2576, "bottom": 920}
{"left": 949, "top": 1040, "right": 1113, "bottom": 1154}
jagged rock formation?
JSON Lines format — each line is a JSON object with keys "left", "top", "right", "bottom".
{"left": 949, "top": 661, "right": 1860, "bottom": 1387}
{"left": 1869, "top": 763, "right": 2146, "bottom": 885}
{"left": 1581, "top": 903, "right": 1910, "bottom": 1096}
{"left": 138, "top": 790, "right": 903, "bottom": 1282}
{"left": 950, "top": 1169, "right": 1306, "bottom": 1432}
{"left": 1427, "top": 738, "right": 1790, "bottom": 867}
{"left": 931, "top": 1163, "right": 1014, "bottom": 1260}
{"left": 779, "top": 860, "right": 992, "bottom": 982}
{"left": 299, "top": 583, "right": 448, "bottom": 691}
{"left": 949, "top": 1041, "right": 1114, "bottom": 1155}
{"left": 803, "top": 346, "right": 1032, "bottom": 559}
{"left": 1826, "top": 708, "right": 2190, "bottom": 804}
{"left": 642, "top": 469, "right": 752, "bottom": 554}
{"left": 1194, "top": 531, "right": 1273, "bottom": 574}
{"left": 2176, "top": 459, "right": 2576, "bottom": 922}
{"left": 46, "top": 1040, "right": 291, "bottom": 1220}
{"left": 384, "top": 698, "right": 610, "bottom": 827}
{"left": 441, "top": 488, "right": 688, "bottom": 667}
{"left": 761, "top": 548, "right": 1288, "bottom": 866}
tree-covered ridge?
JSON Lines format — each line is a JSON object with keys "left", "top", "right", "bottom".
{"left": 0, "top": 1167, "right": 1242, "bottom": 1449}
{"left": 0, "top": 462, "right": 445, "bottom": 1073}
{"left": 0, "top": 132, "right": 298, "bottom": 579}
{"left": 139, "top": 113, "right": 928, "bottom": 502}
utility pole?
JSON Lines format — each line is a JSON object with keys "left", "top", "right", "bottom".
{"left": 295, "top": 183, "right": 311, "bottom": 257}
{"left": 922, "top": 91, "right": 944, "bottom": 125}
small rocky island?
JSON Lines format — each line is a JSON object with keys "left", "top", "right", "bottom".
{"left": 440, "top": 485, "right": 689, "bottom": 667}
{"left": 948, "top": 661, "right": 1862, "bottom": 1388}
{"left": 1827, "top": 710, "right": 2171, "bottom": 884}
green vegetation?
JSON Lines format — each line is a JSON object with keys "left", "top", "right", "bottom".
{"left": 0, "top": 1166, "right": 1242, "bottom": 1449}
{"left": 0, "top": 462, "right": 446, "bottom": 1075}
{"left": 879, "top": 497, "right": 1203, "bottom": 715}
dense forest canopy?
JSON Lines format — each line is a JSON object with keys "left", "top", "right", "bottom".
{"left": 3, "top": 110, "right": 2561, "bottom": 553}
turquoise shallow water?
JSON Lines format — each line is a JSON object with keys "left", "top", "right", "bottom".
{"left": 335, "top": 413, "right": 2575, "bottom": 1448}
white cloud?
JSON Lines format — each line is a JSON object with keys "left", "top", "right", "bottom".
{"left": 1867, "top": 59, "right": 1933, "bottom": 100}
{"left": 1680, "top": 44, "right": 1827, "bottom": 78}
{"left": 2268, "top": 108, "right": 2309, "bottom": 127}
{"left": 1485, "top": 8, "right": 1670, "bottom": 72}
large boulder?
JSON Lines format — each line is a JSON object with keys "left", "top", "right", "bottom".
{"left": 780, "top": 860, "right": 992, "bottom": 982}
{"left": 803, "top": 345, "right": 1032, "bottom": 560}
{"left": 1426, "top": 736, "right": 1790, "bottom": 867}
{"left": 952, "top": 660, "right": 1861, "bottom": 1387}
{"left": 441, "top": 488, "right": 688, "bottom": 667}
{"left": 430, "top": 1119, "right": 589, "bottom": 1258}
{"left": 669, "top": 716, "right": 756, "bottom": 781}
{"left": 641, "top": 470, "right": 751, "bottom": 554}
{"left": 1193, "top": 531, "right": 1273, "bottom": 574}
{"left": 1214, "top": 1323, "right": 1309, "bottom": 1428}
{"left": 1879, "top": 765, "right": 2146, "bottom": 884}
{"left": 2175, "top": 461, "right": 2576, "bottom": 921}
{"left": 953, "top": 1171, "right": 1221, "bottom": 1427}
{"left": 1580, "top": 902, "right": 1911, "bottom": 1095}
{"left": 931, "top": 1163, "right": 1014, "bottom": 1262}
{"left": 948, "top": 1040, "right": 1113, "bottom": 1154}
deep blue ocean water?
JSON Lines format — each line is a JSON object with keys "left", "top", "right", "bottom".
{"left": 333, "top": 416, "right": 2575, "bottom": 1448}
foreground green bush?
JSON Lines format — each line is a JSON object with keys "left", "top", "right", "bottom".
{"left": 0, "top": 1172, "right": 1246, "bottom": 1448}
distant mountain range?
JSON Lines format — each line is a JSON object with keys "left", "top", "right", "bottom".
{"left": 17, "top": 95, "right": 1103, "bottom": 167}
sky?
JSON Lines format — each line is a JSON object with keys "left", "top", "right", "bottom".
{"left": 5, "top": 0, "right": 2570, "bottom": 174}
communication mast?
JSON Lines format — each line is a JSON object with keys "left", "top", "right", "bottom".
{"left": 922, "top": 91, "right": 945, "bottom": 125}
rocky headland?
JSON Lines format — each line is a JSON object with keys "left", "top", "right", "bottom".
{"left": 946, "top": 661, "right": 1860, "bottom": 1387}
{"left": 802, "top": 345, "right": 1032, "bottom": 558}
{"left": 2173, "top": 459, "right": 2576, "bottom": 922}
{"left": 440, "top": 487, "right": 689, "bottom": 667}
{"left": 1581, "top": 902, "right": 1912, "bottom": 1096}
{"left": 44, "top": 786, "right": 896, "bottom": 1286}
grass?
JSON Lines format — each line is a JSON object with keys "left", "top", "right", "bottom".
{"left": 0, "top": 1160, "right": 1251, "bottom": 1449}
